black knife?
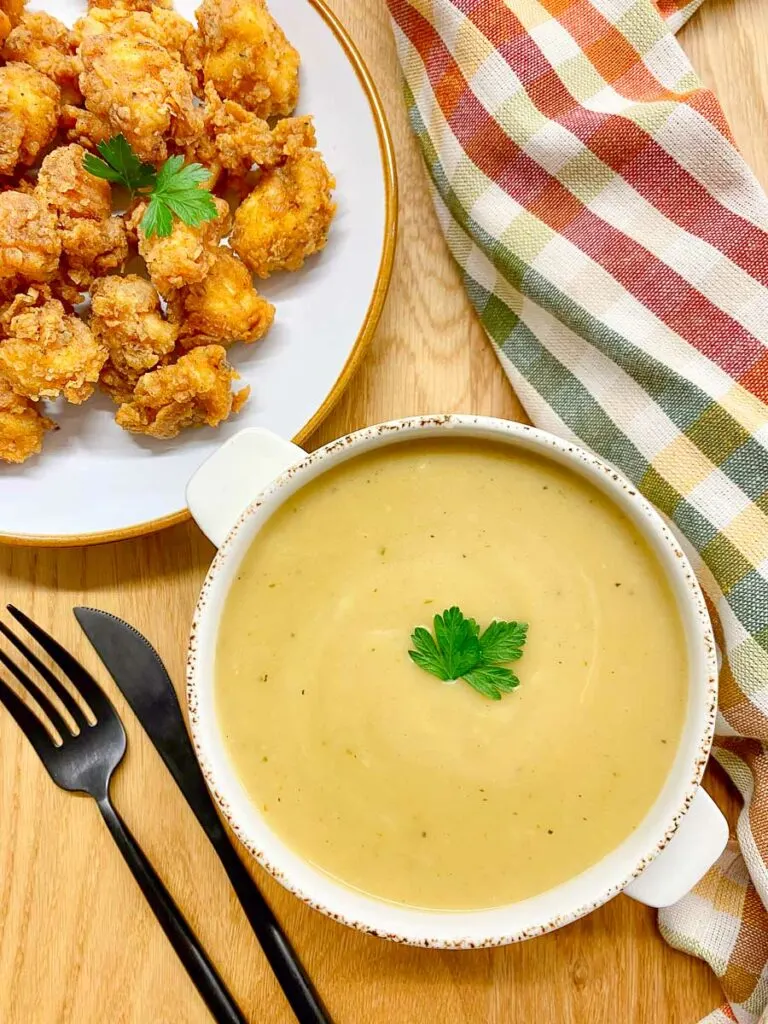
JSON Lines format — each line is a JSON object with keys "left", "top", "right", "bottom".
{"left": 74, "top": 607, "right": 331, "bottom": 1024}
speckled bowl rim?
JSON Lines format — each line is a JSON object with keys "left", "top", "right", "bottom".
{"left": 186, "top": 414, "right": 718, "bottom": 948}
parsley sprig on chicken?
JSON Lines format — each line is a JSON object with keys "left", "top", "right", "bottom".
{"left": 83, "top": 134, "right": 218, "bottom": 239}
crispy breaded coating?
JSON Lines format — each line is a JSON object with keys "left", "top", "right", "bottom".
{"left": 193, "top": 82, "right": 314, "bottom": 182}
{"left": 268, "top": 116, "right": 318, "bottom": 163}
{"left": 0, "top": 192, "right": 61, "bottom": 283}
{"left": 182, "top": 31, "right": 203, "bottom": 94}
{"left": 115, "top": 344, "right": 248, "bottom": 438}
{"left": 88, "top": 0, "right": 172, "bottom": 10}
{"left": 79, "top": 30, "right": 202, "bottom": 163}
{"left": 130, "top": 195, "right": 230, "bottom": 295}
{"left": 0, "top": 0, "right": 25, "bottom": 29}
{"left": 0, "top": 1, "right": 21, "bottom": 49}
{"left": 0, "top": 273, "right": 87, "bottom": 311}
{"left": 0, "top": 63, "right": 60, "bottom": 176}
{"left": 84, "top": 0, "right": 193, "bottom": 75}
{"left": 182, "top": 133, "right": 221, "bottom": 191}
{"left": 61, "top": 104, "right": 111, "bottom": 152}
{"left": 2, "top": 13, "right": 80, "bottom": 90}
{"left": 46, "top": 272, "right": 87, "bottom": 306}
{"left": 0, "top": 275, "right": 22, "bottom": 319}
{"left": 196, "top": 0, "right": 299, "bottom": 119}
{"left": 91, "top": 274, "right": 178, "bottom": 403}
{"left": 0, "top": 371, "right": 55, "bottom": 464}
{"left": 0, "top": 299, "right": 107, "bottom": 404}
{"left": 0, "top": 276, "right": 86, "bottom": 322}
{"left": 0, "top": 282, "right": 55, "bottom": 333}
{"left": 58, "top": 217, "right": 127, "bottom": 289}
{"left": 231, "top": 149, "right": 336, "bottom": 277}
{"left": 36, "top": 144, "right": 128, "bottom": 288}
{"left": 74, "top": 4, "right": 196, "bottom": 69}
{"left": 37, "top": 144, "right": 111, "bottom": 222}
{"left": 171, "top": 248, "right": 274, "bottom": 350}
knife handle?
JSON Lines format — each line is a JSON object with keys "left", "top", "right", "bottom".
{"left": 210, "top": 831, "right": 331, "bottom": 1024}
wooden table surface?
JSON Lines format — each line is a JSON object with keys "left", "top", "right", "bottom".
{"left": 1, "top": 1, "right": 766, "bottom": 1021}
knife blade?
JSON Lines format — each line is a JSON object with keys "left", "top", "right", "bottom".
{"left": 74, "top": 607, "right": 331, "bottom": 1024}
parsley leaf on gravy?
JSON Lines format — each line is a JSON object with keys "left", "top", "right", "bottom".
{"left": 409, "top": 607, "right": 528, "bottom": 701}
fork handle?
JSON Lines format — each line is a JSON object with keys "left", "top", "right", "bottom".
{"left": 97, "top": 796, "right": 247, "bottom": 1024}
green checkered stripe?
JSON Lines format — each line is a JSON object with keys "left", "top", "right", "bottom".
{"left": 404, "top": 80, "right": 768, "bottom": 662}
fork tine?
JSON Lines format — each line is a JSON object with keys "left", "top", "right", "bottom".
{"left": 0, "top": 671, "right": 58, "bottom": 761}
{"left": 7, "top": 606, "right": 114, "bottom": 721}
{"left": 0, "top": 647, "right": 72, "bottom": 740}
{"left": 0, "top": 622, "right": 90, "bottom": 730}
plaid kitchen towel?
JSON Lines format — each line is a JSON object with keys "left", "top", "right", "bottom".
{"left": 384, "top": 0, "right": 768, "bottom": 1020}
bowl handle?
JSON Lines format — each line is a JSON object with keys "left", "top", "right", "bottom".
{"left": 186, "top": 428, "right": 306, "bottom": 547}
{"left": 622, "top": 787, "right": 728, "bottom": 907}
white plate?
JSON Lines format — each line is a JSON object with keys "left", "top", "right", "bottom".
{"left": 1, "top": 0, "right": 396, "bottom": 546}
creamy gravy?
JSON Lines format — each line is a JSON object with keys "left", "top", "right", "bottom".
{"left": 216, "top": 439, "right": 687, "bottom": 910}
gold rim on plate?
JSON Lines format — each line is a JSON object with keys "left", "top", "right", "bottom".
{"left": 1, "top": 0, "right": 398, "bottom": 549}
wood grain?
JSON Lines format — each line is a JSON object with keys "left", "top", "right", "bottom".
{"left": 0, "top": 2, "right": 763, "bottom": 1020}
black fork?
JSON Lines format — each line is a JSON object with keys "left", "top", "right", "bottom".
{"left": 0, "top": 605, "right": 247, "bottom": 1024}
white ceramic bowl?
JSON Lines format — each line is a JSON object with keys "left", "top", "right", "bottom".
{"left": 186, "top": 415, "right": 727, "bottom": 948}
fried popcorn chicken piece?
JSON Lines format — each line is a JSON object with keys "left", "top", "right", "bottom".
{"left": 82, "top": 0, "right": 199, "bottom": 80}
{"left": 0, "top": 63, "right": 60, "bottom": 176}
{"left": 0, "top": 274, "right": 22, "bottom": 316}
{"left": 182, "top": 31, "right": 203, "bottom": 94}
{"left": 0, "top": 0, "right": 22, "bottom": 49}
{"left": 170, "top": 248, "right": 274, "bottom": 350}
{"left": 268, "top": 116, "right": 318, "bottom": 162}
{"left": 61, "top": 104, "right": 111, "bottom": 152}
{"left": 79, "top": 30, "right": 202, "bottom": 163}
{"left": 186, "top": 85, "right": 313, "bottom": 187}
{"left": 58, "top": 217, "right": 127, "bottom": 290}
{"left": 193, "top": 82, "right": 314, "bottom": 182}
{"left": 74, "top": 4, "right": 196, "bottom": 69}
{"left": 2, "top": 13, "right": 80, "bottom": 90}
{"left": 0, "top": 281, "right": 55, "bottom": 332}
{"left": 130, "top": 195, "right": 230, "bottom": 295}
{"left": 197, "top": 0, "right": 299, "bottom": 118}
{"left": 0, "top": 372, "right": 55, "bottom": 464}
{"left": 46, "top": 271, "right": 88, "bottom": 306}
{"left": 115, "top": 344, "right": 248, "bottom": 438}
{"left": 0, "top": 299, "right": 107, "bottom": 404}
{"left": 0, "top": 191, "right": 61, "bottom": 283}
{"left": 35, "top": 144, "right": 128, "bottom": 288}
{"left": 91, "top": 274, "right": 178, "bottom": 403}
{"left": 0, "top": 274, "right": 86, "bottom": 316}
{"left": 231, "top": 148, "right": 336, "bottom": 278}
{"left": 0, "top": 0, "right": 25, "bottom": 30}
{"left": 38, "top": 144, "right": 112, "bottom": 222}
